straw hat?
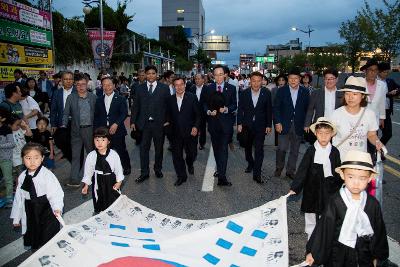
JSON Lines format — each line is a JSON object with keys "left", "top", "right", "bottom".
{"left": 309, "top": 117, "right": 337, "bottom": 135}
{"left": 339, "top": 76, "right": 369, "bottom": 95}
{"left": 335, "top": 150, "right": 377, "bottom": 175}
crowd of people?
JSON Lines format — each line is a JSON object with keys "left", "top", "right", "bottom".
{"left": 0, "top": 58, "right": 399, "bottom": 266}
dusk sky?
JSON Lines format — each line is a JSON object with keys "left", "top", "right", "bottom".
{"left": 53, "top": 0, "right": 387, "bottom": 66}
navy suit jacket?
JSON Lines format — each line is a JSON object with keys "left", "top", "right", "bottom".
{"left": 50, "top": 87, "right": 76, "bottom": 128}
{"left": 167, "top": 92, "right": 201, "bottom": 138}
{"left": 237, "top": 87, "right": 272, "bottom": 132}
{"left": 202, "top": 82, "right": 237, "bottom": 133}
{"left": 273, "top": 85, "right": 309, "bottom": 136}
{"left": 131, "top": 82, "right": 170, "bottom": 130}
{"left": 94, "top": 93, "right": 128, "bottom": 137}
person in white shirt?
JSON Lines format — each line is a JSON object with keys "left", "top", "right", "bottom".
{"left": 329, "top": 76, "right": 384, "bottom": 160}
{"left": 188, "top": 74, "right": 207, "bottom": 149}
{"left": 81, "top": 127, "right": 124, "bottom": 213}
{"left": 11, "top": 143, "right": 64, "bottom": 249}
{"left": 19, "top": 87, "right": 41, "bottom": 129}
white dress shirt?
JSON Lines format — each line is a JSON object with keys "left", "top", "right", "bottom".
{"left": 324, "top": 87, "right": 337, "bottom": 118}
{"left": 195, "top": 86, "right": 202, "bottom": 101}
{"left": 62, "top": 87, "right": 73, "bottom": 109}
{"left": 176, "top": 93, "right": 184, "bottom": 111}
{"left": 147, "top": 81, "right": 157, "bottom": 93}
{"left": 251, "top": 89, "right": 260, "bottom": 107}
{"left": 104, "top": 92, "right": 114, "bottom": 115}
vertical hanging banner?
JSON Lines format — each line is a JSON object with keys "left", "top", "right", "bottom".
{"left": 19, "top": 195, "right": 289, "bottom": 266}
{"left": 0, "top": 0, "right": 52, "bottom": 29}
{"left": 0, "top": 18, "right": 52, "bottom": 47}
{"left": 87, "top": 29, "right": 116, "bottom": 69}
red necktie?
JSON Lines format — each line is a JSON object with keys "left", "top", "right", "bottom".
{"left": 217, "top": 85, "right": 222, "bottom": 93}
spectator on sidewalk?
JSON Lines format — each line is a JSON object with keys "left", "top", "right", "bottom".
{"left": 0, "top": 83, "right": 24, "bottom": 119}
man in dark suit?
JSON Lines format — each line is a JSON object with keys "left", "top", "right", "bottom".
{"left": 187, "top": 73, "right": 207, "bottom": 150}
{"left": 378, "top": 62, "right": 400, "bottom": 145}
{"left": 167, "top": 77, "right": 200, "bottom": 186}
{"left": 273, "top": 67, "right": 309, "bottom": 179}
{"left": 304, "top": 68, "right": 343, "bottom": 130}
{"left": 50, "top": 71, "right": 76, "bottom": 163}
{"left": 203, "top": 65, "right": 237, "bottom": 186}
{"left": 94, "top": 76, "right": 131, "bottom": 175}
{"left": 131, "top": 65, "right": 170, "bottom": 182}
{"left": 237, "top": 72, "right": 272, "bottom": 183}
{"left": 62, "top": 73, "right": 97, "bottom": 186}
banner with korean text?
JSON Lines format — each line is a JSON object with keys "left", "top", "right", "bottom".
{"left": 20, "top": 195, "right": 289, "bottom": 267}
{"left": 87, "top": 29, "right": 116, "bottom": 69}
{"left": 0, "top": 18, "right": 52, "bottom": 48}
{"left": 0, "top": 0, "right": 52, "bottom": 29}
{"left": 0, "top": 42, "right": 53, "bottom": 65}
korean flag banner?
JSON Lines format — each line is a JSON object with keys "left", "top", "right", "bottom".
{"left": 20, "top": 195, "right": 289, "bottom": 267}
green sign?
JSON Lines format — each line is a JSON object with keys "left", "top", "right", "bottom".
{"left": 0, "top": 18, "right": 52, "bottom": 48}
{"left": 256, "top": 56, "right": 275, "bottom": 63}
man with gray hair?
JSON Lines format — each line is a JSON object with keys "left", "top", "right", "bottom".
{"left": 62, "top": 73, "right": 97, "bottom": 187}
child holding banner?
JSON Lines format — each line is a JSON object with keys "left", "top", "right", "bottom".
{"left": 289, "top": 117, "right": 342, "bottom": 239}
{"left": 10, "top": 143, "right": 64, "bottom": 249}
{"left": 305, "top": 151, "right": 389, "bottom": 266}
{"left": 81, "top": 127, "right": 124, "bottom": 213}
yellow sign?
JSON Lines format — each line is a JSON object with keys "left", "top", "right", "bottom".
{"left": 0, "top": 42, "right": 53, "bottom": 65}
{"left": 0, "top": 65, "right": 54, "bottom": 82}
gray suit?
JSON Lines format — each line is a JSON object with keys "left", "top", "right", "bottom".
{"left": 304, "top": 88, "right": 344, "bottom": 127}
{"left": 62, "top": 92, "right": 97, "bottom": 183}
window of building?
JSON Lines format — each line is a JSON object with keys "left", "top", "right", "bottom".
{"left": 177, "top": 17, "right": 184, "bottom": 21}
{"left": 177, "top": 9, "right": 184, "bottom": 14}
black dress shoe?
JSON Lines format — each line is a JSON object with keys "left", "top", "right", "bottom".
{"left": 286, "top": 173, "right": 295, "bottom": 180}
{"left": 123, "top": 168, "right": 131, "bottom": 176}
{"left": 273, "top": 169, "right": 282, "bottom": 177}
{"left": 135, "top": 175, "right": 149, "bottom": 183}
{"left": 217, "top": 180, "right": 232, "bottom": 186}
{"left": 174, "top": 178, "right": 187, "bottom": 186}
{"left": 188, "top": 165, "right": 194, "bottom": 175}
{"left": 253, "top": 177, "right": 264, "bottom": 184}
{"left": 155, "top": 171, "right": 163, "bottom": 178}
{"left": 213, "top": 171, "right": 219, "bottom": 177}
{"left": 245, "top": 165, "right": 253, "bottom": 173}
{"left": 199, "top": 145, "right": 204, "bottom": 150}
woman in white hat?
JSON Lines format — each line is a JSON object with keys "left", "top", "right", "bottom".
{"left": 305, "top": 150, "right": 389, "bottom": 266}
{"left": 329, "top": 76, "right": 385, "bottom": 160}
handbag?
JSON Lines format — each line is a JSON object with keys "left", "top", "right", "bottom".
{"left": 336, "top": 108, "right": 366, "bottom": 148}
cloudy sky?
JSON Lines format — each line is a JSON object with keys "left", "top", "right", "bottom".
{"left": 53, "top": 0, "right": 386, "bottom": 66}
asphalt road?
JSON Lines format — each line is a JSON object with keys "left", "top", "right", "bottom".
{"left": 1, "top": 112, "right": 400, "bottom": 266}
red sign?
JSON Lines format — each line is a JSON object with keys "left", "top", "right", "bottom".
{"left": 87, "top": 29, "right": 116, "bottom": 69}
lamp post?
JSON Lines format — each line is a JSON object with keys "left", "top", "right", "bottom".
{"left": 83, "top": 0, "right": 105, "bottom": 71}
{"left": 292, "top": 25, "right": 314, "bottom": 53}
{"left": 193, "top": 29, "right": 215, "bottom": 73}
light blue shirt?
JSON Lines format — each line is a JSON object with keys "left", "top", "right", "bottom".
{"left": 289, "top": 86, "right": 299, "bottom": 107}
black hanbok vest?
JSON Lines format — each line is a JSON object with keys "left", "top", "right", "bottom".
{"left": 21, "top": 165, "right": 60, "bottom": 249}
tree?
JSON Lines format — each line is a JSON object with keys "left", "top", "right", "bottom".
{"left": 358, "top": 0, "right": 400, "bottom": 61}
{"left": 194, "top": 48, "right": 211, "bottom": 72}
{"left": 52, "top": 11, "right": 92, "bottom": 65}
{"left": 338, "top": 15, "right": 366, "bottom": 73}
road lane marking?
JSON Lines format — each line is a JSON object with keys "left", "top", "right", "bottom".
{"left": 0, "top": 200, "right": 93, "bottom": 266}
{"left": 384, "top": 165, "right": 400, "bottom": 177}
{"left": 202, "top": 146, "right": 216, "bottom": 192}
{"left": 389, "top": 236, "right": 400, "bottom": 264}
{"left": 392, "top": 121, "right": 400, "bottom": 126}
{"left": 386, "top": 155, "right": 400, "bottom": 166}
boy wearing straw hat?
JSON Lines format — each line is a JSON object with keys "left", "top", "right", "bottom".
{"left": 289, "top": 117, "right": 342, "bottom": 240}
{"left": 305, "top": 151, "right": 389, "bottom": 266}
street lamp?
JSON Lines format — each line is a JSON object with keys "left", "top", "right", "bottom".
{"left": 292, "top": 25, "right": 314, "bottom": 53}
{"left": 83, "top": 0, "right": 105, "bottom": 71}
{"left": 195, "top": 29, "right": 215, "bottom": 48}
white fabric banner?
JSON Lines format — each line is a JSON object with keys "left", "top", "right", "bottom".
{"left": 20, "top": 195, "right": 289, "bottom": 267}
